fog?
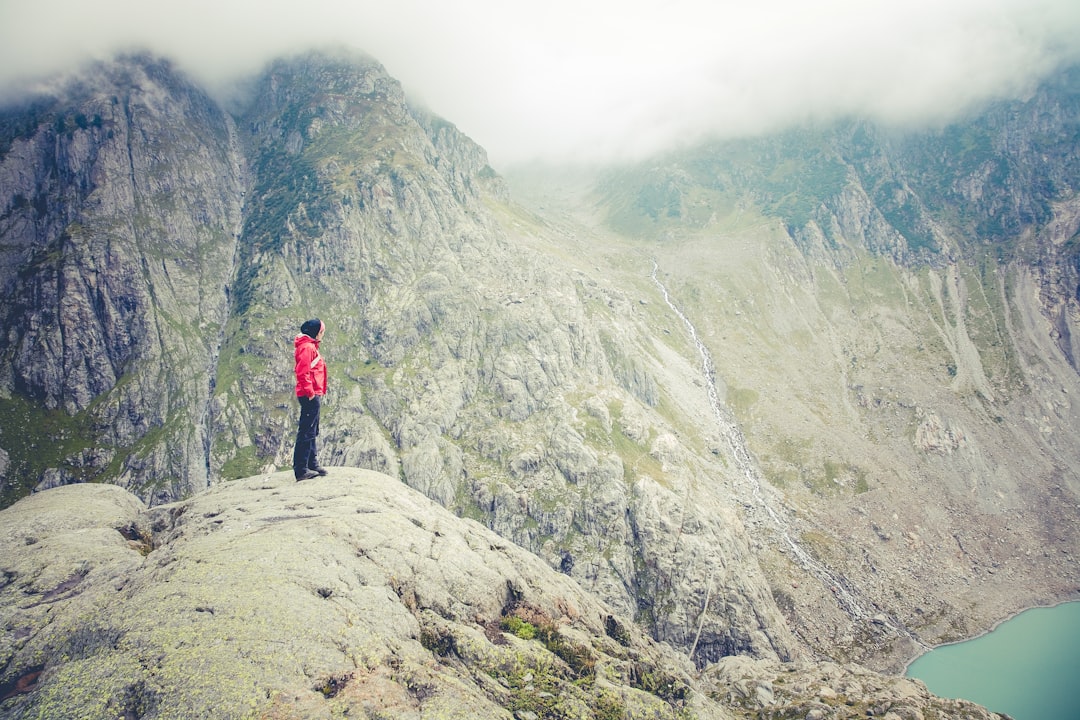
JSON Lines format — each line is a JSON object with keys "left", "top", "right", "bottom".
{"left": 2, "top": 0, "right": 1079, "bottom": 168}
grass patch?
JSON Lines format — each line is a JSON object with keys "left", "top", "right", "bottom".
{"left": 816, "top": 460, "right": 870, "bottom": 495}
{"left": 499, "top": 605, "right": 596, "bottom": 680}
{"left": 500, "top": 615, "right": 538, "bottom": 640}
{"left": 799, "top": 530, "right": 835, "bottom": 561}
{"left": 611, "top": 425, "right": 664, "bottom": 484}
{"left": 219, "top": 446, "right": 264, "bottom": 481}
{"left": 0, "top": 395, "right": 103, "bottom": 509}
{"left": 726, "top": 385, "right": 759, "bottom": 419}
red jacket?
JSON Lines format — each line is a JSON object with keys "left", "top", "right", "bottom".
{"left": 294, "top": 334, "right": 327, "bottom": 397}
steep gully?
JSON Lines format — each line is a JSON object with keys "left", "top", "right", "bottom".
{"left": 649, "top": 261, "right": 927, "bottom": 653}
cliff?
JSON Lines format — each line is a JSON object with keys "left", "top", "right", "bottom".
{"left": 0, "top": 54, "right": 245, "bottom": 499}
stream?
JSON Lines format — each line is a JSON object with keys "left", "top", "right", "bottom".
{"left": 649, "top": 262, "right": 919, "bottom": 640}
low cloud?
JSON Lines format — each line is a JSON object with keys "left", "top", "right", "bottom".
{"left": 2, "top": 0, "right": 1079, "bottom": 167}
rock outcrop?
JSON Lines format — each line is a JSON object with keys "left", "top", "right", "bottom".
{"left": 0, "top": 476, "right": 1006, "bottom": 719}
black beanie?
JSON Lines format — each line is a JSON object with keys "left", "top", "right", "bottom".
{"left": 300, "top": 318, "right": 322, "bottom": 339}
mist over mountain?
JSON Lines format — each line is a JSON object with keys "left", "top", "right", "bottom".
{"left": 4, "top": 0, "right": 1080, "bottom": 165}
{"left": 0, "top": 47, "right": 1078, "bottom": 717}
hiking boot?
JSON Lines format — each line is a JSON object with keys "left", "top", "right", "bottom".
{"left": 296, "top": 469, "right": 319, "bottom": 481}
{"left": 309, "top": 465, "right": 328, "bottom": 476}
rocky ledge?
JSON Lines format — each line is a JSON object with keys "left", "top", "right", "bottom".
{"left": 0, "top": 471, "right": 1004, "bottom": 719}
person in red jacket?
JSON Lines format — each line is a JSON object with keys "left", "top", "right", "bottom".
{"left": 293, "top": 318, "right": 328, "bottom": 480}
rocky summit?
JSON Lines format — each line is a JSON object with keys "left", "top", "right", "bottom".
{"left": 0, "top": 473, "right": 1004, "bottom": 719}
{"left": 0, "top": 46, "right": 1078, "bottom": 718}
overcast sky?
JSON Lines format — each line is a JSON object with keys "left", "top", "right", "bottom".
{"left": 2, "top": 0, "right": 1079, "bottom": 168}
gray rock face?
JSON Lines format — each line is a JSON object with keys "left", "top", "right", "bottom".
{"left": 703, "top": 655, "right": 1007, "bottom": 719}
{"left": 0, "top": 476, "right": 1004, "bottom": 720}
{"left": 0, "top": 55, "right": 245, "bottom": 501}
{"left": 199, "top": 52, "right": 797, "bottom": 664}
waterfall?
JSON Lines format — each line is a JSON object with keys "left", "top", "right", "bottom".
{"left": 650, "top": 262, "right": 910, "bottom": 633}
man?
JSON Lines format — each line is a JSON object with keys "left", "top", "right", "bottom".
{"left": 293, "top": 318, "right": 328, "bottom": 481}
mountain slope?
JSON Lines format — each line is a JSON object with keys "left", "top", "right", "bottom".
{"left": 519, "top": 66, "right": 1080, "bottom": 664}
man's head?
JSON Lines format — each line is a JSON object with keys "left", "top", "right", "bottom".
{"left": 300, "top": 319, "right": 324, "bottom": 340}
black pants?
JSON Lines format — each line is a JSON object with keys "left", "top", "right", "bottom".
{"left": 292, "top": 395, "right": 321, "bottom": 477}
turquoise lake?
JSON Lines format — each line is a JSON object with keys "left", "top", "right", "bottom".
{"left": 905, "top": 601, "right": 1080, "bottom": 720}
